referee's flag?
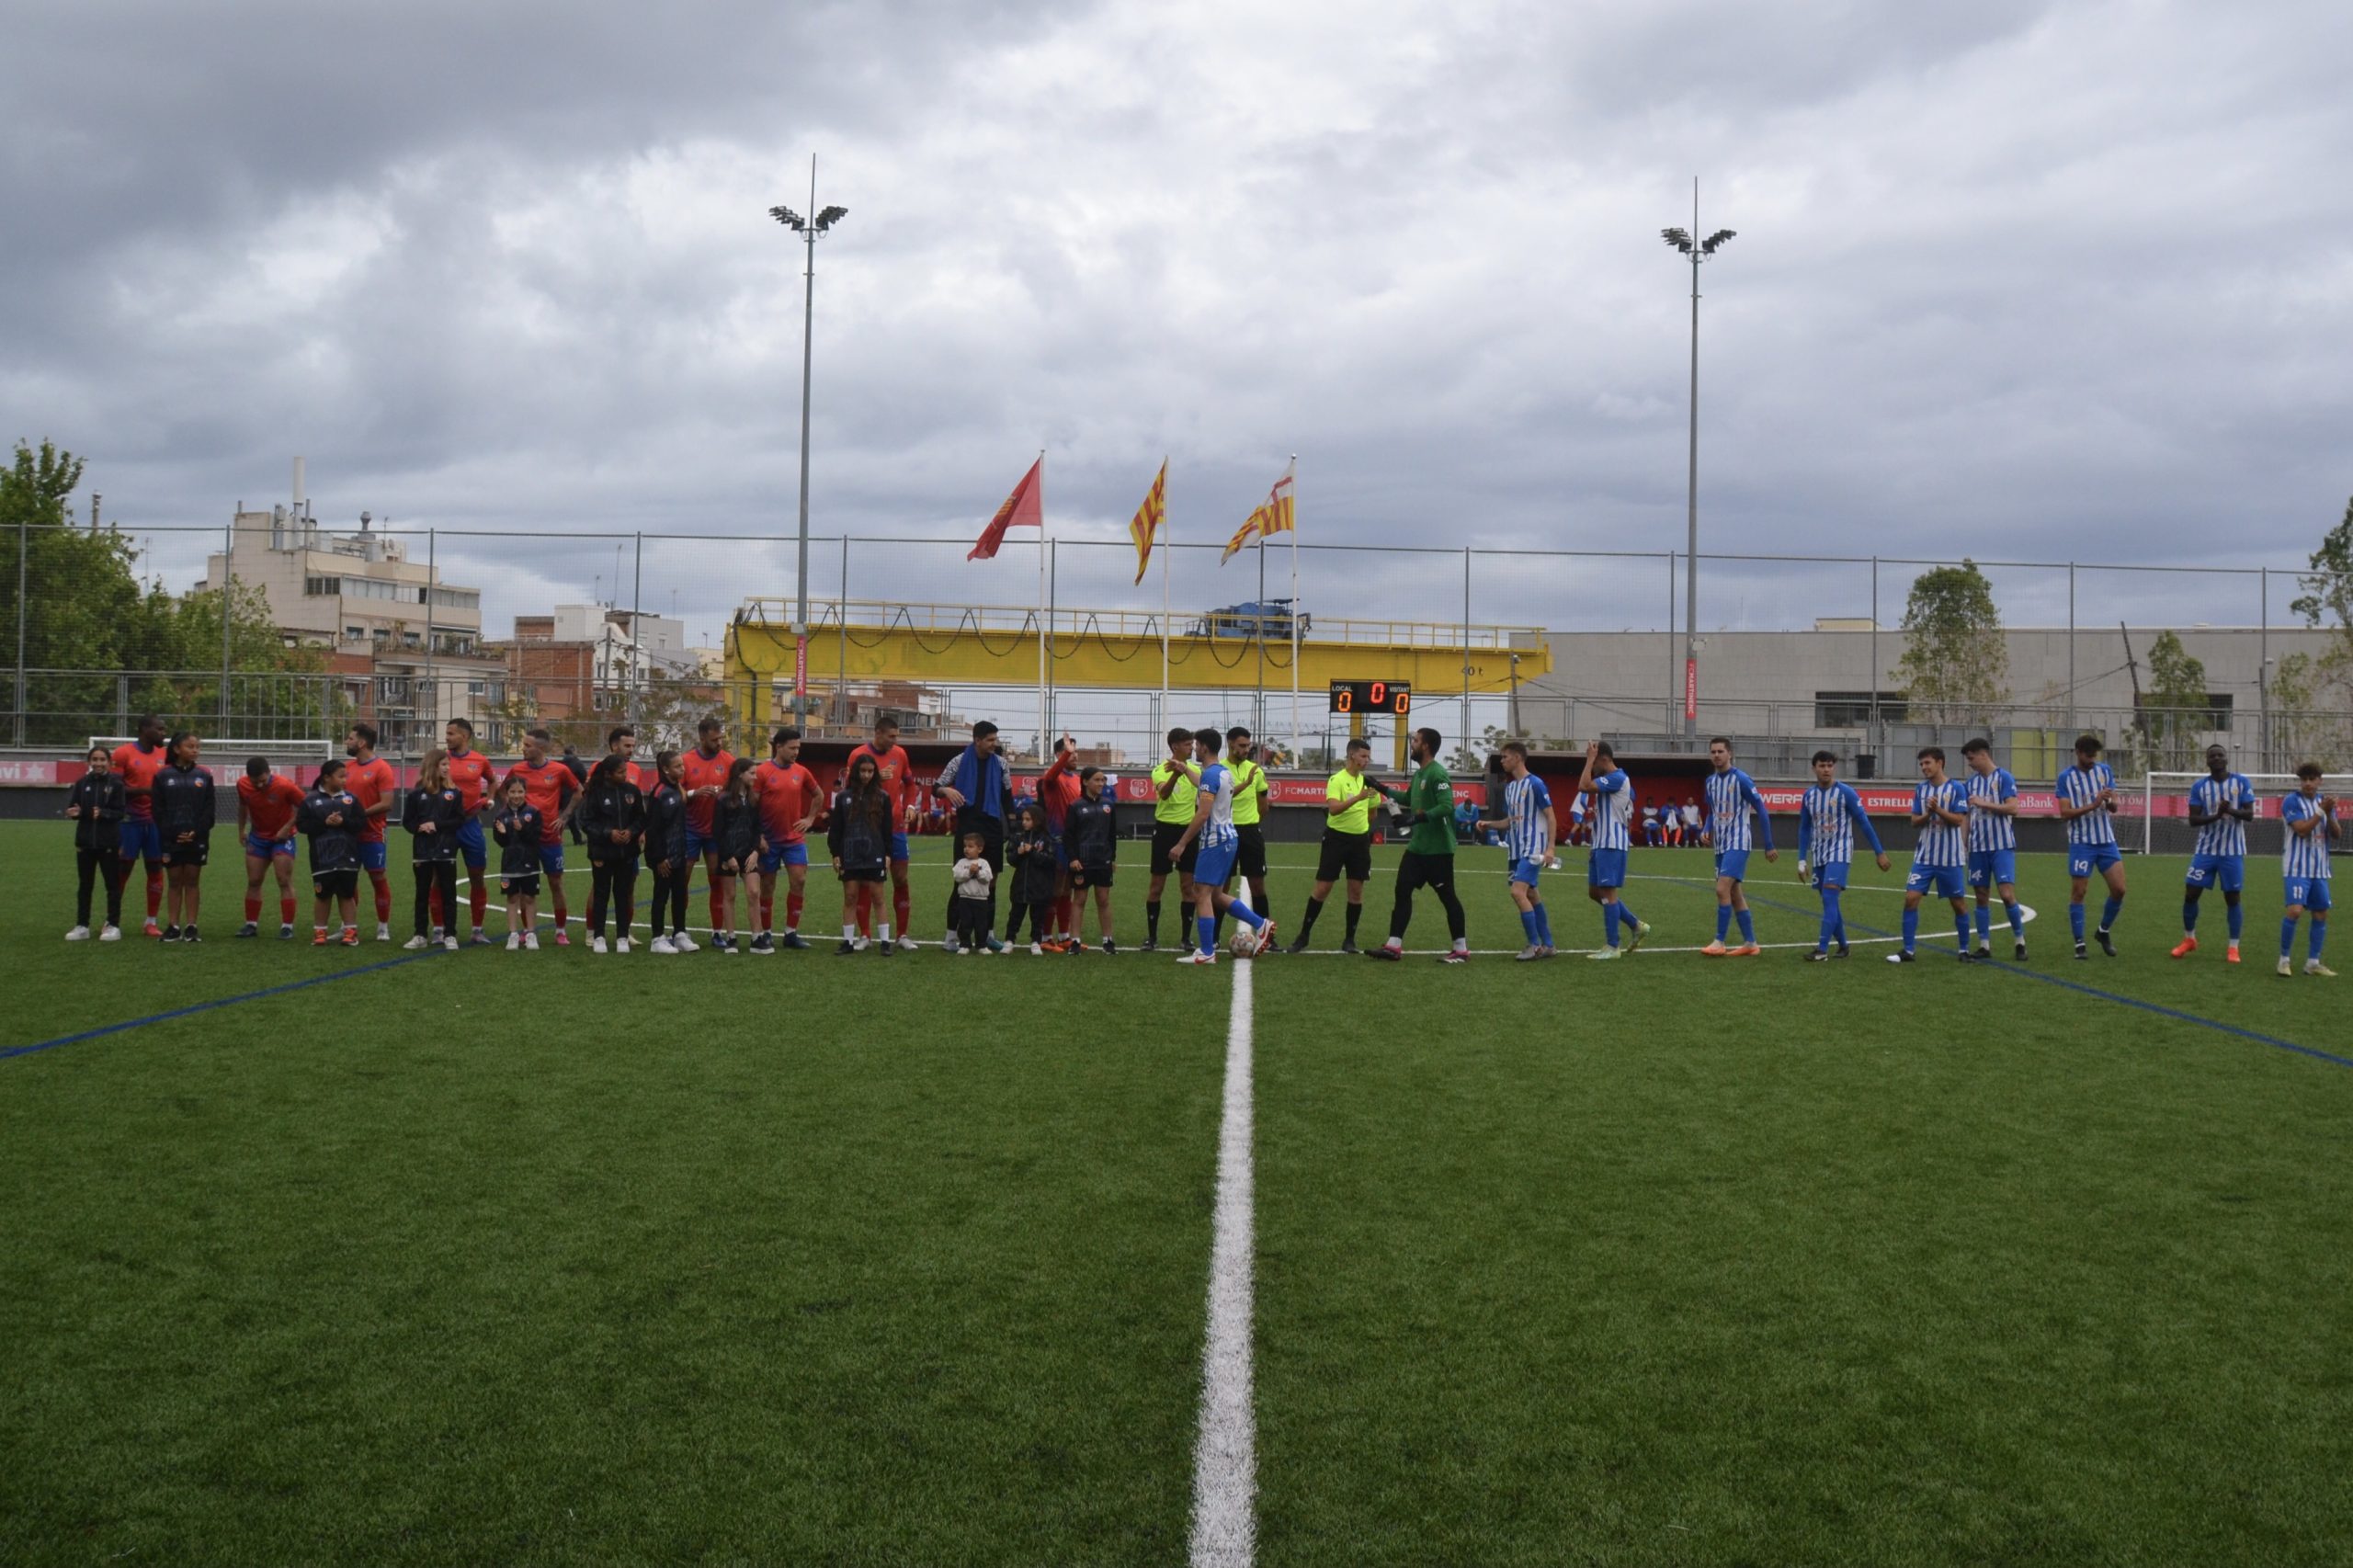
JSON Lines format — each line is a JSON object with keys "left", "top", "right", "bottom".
{"left": 1221, "top": 460, "right": 1296, "bottom": 563}
{"left": 1129, "top": 460, "right": 1167, "bottom": 585}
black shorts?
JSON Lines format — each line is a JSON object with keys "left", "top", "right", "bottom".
{"left": 163, "top": 842, "right": 209, "bottom": 869}
{"left": 500, "top": 873, "right": 541, "bottom": 898}
{"left": 839, "top": 868, "right": 887, "bottom": 883}
{"left": 1394, "top": 850, "right": 1458, "bottom": 899}
{"left": 1074, "top": 862, "right": 1116, "bottom": 890}
{"left": 1151, "top": 822, "right": 1198, "bottom": 878}
{"left": 1316, "top": 829, "right": 1372, "bottom": 884}
{"left": 1235, "top": 824, "right": 1267, "bottom": 880}
{"left": 313, "top": 868, "right": 358, "bottom": 899}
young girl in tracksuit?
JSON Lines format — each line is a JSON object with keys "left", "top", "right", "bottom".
{"left": 827, "top": 753, "right": 893, "bottom": 956}
{"left": 1006, "top": 801, "right": 1062, "bottom": 955}
{"left": 643, "top": 750, "right": 693, "bottom": 953}
{"left": 401, "top": 749, "right": 466, "bottom": 949}
{"left": 709, "top": 758, "right": 763, "bottom": 953}
{"left": 63, "top": 744, "right": 128, "bottom": 939}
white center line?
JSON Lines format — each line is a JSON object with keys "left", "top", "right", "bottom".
{"left": 1189, "top": 957, "right": 1257, "bottom": 1568}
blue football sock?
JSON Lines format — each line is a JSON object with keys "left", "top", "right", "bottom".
{"left": 1818, "top": 890, "right": 1839, "bottom": 950}
{"left": 2183, "top": 899, "right": 2200, "bottom": 934}
{"left": 1534, "top": 904, "right": 1552, "bottom": 946}
{"left": 2226, "top": 903, "right": 2243, "bottom": 940}
{"left": 1604, "top": 902, "right": 1621, "bottom": 948}
{"left": 1975, "top": 906, "right": 1991, "bottom": 943}
{"left": 1735, "top": 908, "right": 1755, "bottom": 945}
{"left": 2070, "top": 903, "right": 2086, "bottom": 943}
{"left": 1618, "top": 900, "right": 1639, "bottom": 927}
{"left": 2101, "top": 896, "right": 2124, "bottom": 932}
{"left": 1902, "top": 907, "right": 1919, "bottom": 952}
{"left": 1955, "top": 911, "right": 1973, "bottom": 951}
{"left": 1715, "top": 904, "right": 1732, "bottom": 943}
{"left": 1519, "top": 909, "right": 1538, "bottom": 944}
{"left": 2281, "top": 916, "right": 2300, "bottom": 960}
{"left": 2313, "top": 920, "right": 2329, "bottom": 960}
{"left": 1232, "top": 901, "right": 1264, "bottom": 930}
{"left": 2006, "top": 899, "right": 2025, "bottom": 939}
{"left": 1197, "top": 915, "right": 1216, "bottom": 954}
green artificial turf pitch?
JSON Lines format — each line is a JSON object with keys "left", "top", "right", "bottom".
{"left": 3, "top": 821, "right": 2349, "bottom": 1565}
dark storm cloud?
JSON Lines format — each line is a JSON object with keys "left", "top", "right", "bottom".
{"left": 3, "top": 0, "right": 2349, "bottom": 645}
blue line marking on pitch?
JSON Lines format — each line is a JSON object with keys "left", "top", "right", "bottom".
{"left": 1666, "top": 875, "right": 2353, "bottom": 1072}
{"left": 3, "top": 947, "right": 457, "bottom": 1062}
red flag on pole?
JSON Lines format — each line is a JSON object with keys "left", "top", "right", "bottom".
{"left": 968, "top": 458, "right": 1044, "bottom": 561}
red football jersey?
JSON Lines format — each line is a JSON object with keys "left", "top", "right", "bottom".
{"left": 444, "top": 747, "right": 499, "bottom": 812}
{"left": 1037, "top": 751, "right": 1081, "bottom": 832}
{"left": 112, "top": 741, "right": 165, "bottom": 822}
{"left": 503, "top": 758, "right": 574, "bottom": 844}
{"left": 237, "top": 773, "right": 305, "bottom": 839}
{"left": 755, "top": 760, "right": 822, "bottom": 844}
{"left": 679, "top": 746, "right": 734, "bottom": 835}
{"left": 345, "top": 756, "right": 398, "bottom": 843}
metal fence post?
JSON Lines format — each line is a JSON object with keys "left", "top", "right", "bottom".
{"left": 220, "top": 519, "right": 234, "bottom": 736}
{"left": 631, "top": 530, "right": 644, "bottom": 730}
{"left": 1869, "top": 555, "right": 1880, "bottom": 763}
{"left": 837, "top": 536, "right": 849, "bottom": 728}
{"left": 2258, "top": 566, "right": 2268, "bottom": 772}
{"left": 14, "top": 518, "right": 26, "bottom": 745}
{"left": 2066, "top": 562, "right": 2077, "bottom": 749}
{"left": 1665, "top": 551, "right": 1677, "bottom": 737}
{"left": 421, "top": 527, "right": 438, "bottom": 759}
{"left": 1461, "top": 546, "right": 1472, "bottom": 755}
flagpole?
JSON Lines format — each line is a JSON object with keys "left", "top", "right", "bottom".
{"left": 1256, "top": 525, "right": 1267, "bottom": 741}
{"left": 1036, "top": 449, "right": 1048, "bottom": 762}
{"left": 1160, "top": 460, "right": 1171, "bottom": 727}
{"left": 1288, "top": 454, "right": 1300, "bottom": 760}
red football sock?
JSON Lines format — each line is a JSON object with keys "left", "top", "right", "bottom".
{"left": 370, "top": 871, "right": 392, "bottom": 924}
{"left": 244, "top": 892, "right": 262, "bottom": 922}
{"left": 279, "top": 894, "right": 297, "bottom": 926}
{"left": 551, "top": 887, "right": 568, "bottom": 925}
{"left": 145, "top": 869, "right": 164, "bottom": 918}
{"left": 857, "top": 883, "right": 874, "bottom": 929}
{"left": 428, "top": 884, "right": 445, "bottom": 927}
{"left": 787, "top": 891, "right": 803, "bottom": 930}
{"left": 893, "top": 884, "right": 912, "bottom": 934}
{"left": 710, "top": 883, "right": 726, "bottom": 929}
{"left": 760, "top": 886, "right": 776, "bottom": 931}
{"left": 469, "top": 881, "right": 487, "bottom": 927}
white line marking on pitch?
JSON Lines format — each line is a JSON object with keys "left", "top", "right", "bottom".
{"left": 1189, "top": 958, "right": 1257, "bottom": 1568}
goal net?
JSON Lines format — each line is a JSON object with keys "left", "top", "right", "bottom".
{"left": 2141, "top": 771, "right": 2351, "bottom": 858}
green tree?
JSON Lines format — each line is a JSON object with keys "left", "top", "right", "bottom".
{"left": 2283, "top": 494, "right": 2353, "bottom": 764}
{"left": 2135, "top": 630, "right": 2211, "bottom": 770}
{"left": 1891, "top": 561, "right": 2010, "bottom": 729}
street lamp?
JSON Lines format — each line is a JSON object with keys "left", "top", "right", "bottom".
{"left": 769, "top": 158, "right": 848, "bottom": 726}
{"left": 1662, "top": 178, "right": 1734, "bottom": 741}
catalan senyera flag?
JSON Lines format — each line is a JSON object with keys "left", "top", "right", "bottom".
{"left": 967, "top": 457, "right": 1044, "bottom": 562}
{"left": 1220, "top": 460, "right": 1296, "bottom": 563}
{"left": 1129, "top": 460, "right": 1167, "bottom": 585}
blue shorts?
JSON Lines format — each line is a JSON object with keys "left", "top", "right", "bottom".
{"left": 1587, "top": 847, "right": 1627, "bottom": 889}
{"left": 245, "top": 833, "right": 296, "bottom": 861}
{"left": 1906, "top": 863, "right": 1967, "bottom": 900}
{"left": 1194, "top": 840, "right": 1240, "bottom": 889}
{"left": 761, "top": 841, "right": 811, "bottom": 875}
{"left": 1508, "top": 857, "right": 1544, "bottom": 887}
{"left": 1714, "top": 849, "right": 1750, "bottom": 883}
{"left": 358, "top": 840, "right": 388, "bottom": 873}
{"left": 686, "top": 827, "right": 718, "bottom": 859}
{"left": 537, "top": 842, "right": 566, "bottom": 876}
{"left": 2186, "top": 853, "right": 2245, "bottom": 893}
{"left": 119, "top": 818, "right": 164, "bottom": 864}
{"left": 889, "top": 832, "right": 910, "bottom": 864}
{"left": 1812, "top": 860, "right": 1850, "bottom": 891}
{"left": 455, "top": 817, "right": 487, "bottom": 869}
{"left": 2285, "top": 877, "right": 2332, "bottom": 913}
{"left": 1968, "top": 848, "right": 2017, "bottom": 890}
{"left": 2068, "top": 842, "right": 2123, "bottom": 880}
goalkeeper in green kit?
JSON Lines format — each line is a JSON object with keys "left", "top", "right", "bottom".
{"left": 1368, "top": 725, "right": 1472, "bottom": 963}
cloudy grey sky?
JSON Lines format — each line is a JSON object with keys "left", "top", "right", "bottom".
{"left": 6, "top": 0, "right": 2349, "bottom": 651}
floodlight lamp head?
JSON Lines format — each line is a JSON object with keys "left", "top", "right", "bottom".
{"left": 1661, "top": 226, "right": 1695, "bottom": 253}
{"left": 1701, "top": 228, "right": 1737, "bottom": 255}
{"left": 815, "top": 205, "right": 848, "bottom": 231}
{"left": 769, "top": 205, "right": 806, "bottom": 232}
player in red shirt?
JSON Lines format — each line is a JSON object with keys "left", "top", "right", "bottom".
{"left": 502, "top": 726, "right": 580, "bottom": 944}
{"left": 1034, "top": 736, "right": 1084, "bottom": 949}
{"left": 111, "top": 711, "right": 171, "bottom": 935}
{"left": 845, "top": 716, "right": 922, "bottom": 950}
{"left": 749, "top": 725, "right": 824, "bottom": 950}
{"left": 438, "top": 718, "right": 501, "bottom": 941}
{"left": 678, "top": 715, "right": 738, "bottom": 947}
{"left": 234, "top": 756, "right": 306, "bottom": 937}
{"left": 342, "top": 723, "right": 401, "bottom": 939}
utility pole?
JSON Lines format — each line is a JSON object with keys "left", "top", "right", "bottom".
{"left": 1661, "top": 183, "right": 1735, "bottom": 740}
{"left": 769, "top": 162, "right": 848, "bottom": 725}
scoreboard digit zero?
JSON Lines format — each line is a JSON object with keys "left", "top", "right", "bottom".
{"left": 1328, "top": 679, "right": 1412, "bottom": 715}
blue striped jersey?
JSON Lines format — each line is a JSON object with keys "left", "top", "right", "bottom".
{"left": 2055, "top": 762, "right": 2118, "bottom": 846}
{"left": 1912, "top": 778, "right": 1969, "bottom": 868}
{"left": 2281, "top": 792, "right": 2333, "bottom": 880}
{"left": 1801, "top": 781, "right": 1866, "bottom": 865}
{"left": 1589, "top": 769, "right": 1633, "bottom": 851}
{"left": 2188, "top": 773, "right": 2252, "bottom": 858}
{"left": 1503, "top": 774, "right": 1552, "bottom": 860}
{"left": 1198, "top": 762, "right": 1238, "bottom": 848}
{"left": 1703, "top": 767, "right": 1768, "bottom": 851}
{"left": 1963, "top": 766, "right": 2018, "bottom": 851}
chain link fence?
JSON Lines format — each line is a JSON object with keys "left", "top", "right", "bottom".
{"left": 6, "top": 517, "right": 2348, "bottom": 778}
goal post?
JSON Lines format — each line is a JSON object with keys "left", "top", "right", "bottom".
{"left": 2142, "top": 771, "right": 2352, "bottom": 858}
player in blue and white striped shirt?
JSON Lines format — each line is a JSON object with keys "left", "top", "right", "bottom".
{"left": 1699, "top": 737, "right": 1777, "bottom": 957}
{"left": 1575, "top": 740, "right": 1651, "bottom": 959}
{"left": 1961, "top": 738, "right": 2028, "bottom": 960}
{"left": 1167, "top": 727, "right": 1271, "bottom": 963}
{"left": 1891, "top": 746, "right": 1975, "bottom": 963}
{"left": 2173, "top": 744, "right": 2255, "bottom": 964}
{"left": 1476, "top": 742, "right": 1557, "bottom": 960}
{"left": 1796, "top": 750, "right": 1889, "bottom": 960}
{"left": 2054, "top": 734, "right": 2128, "bottom": 959}
{"left": 2278, "top": 761, "right": 2337, "bottom": 978}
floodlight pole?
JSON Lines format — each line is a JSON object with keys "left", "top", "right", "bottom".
{"left": 1682, "top": 179, "right": 1702, "bottom": 740}
{"left": 772, "top": 158, "right": 847, "bottom": 728}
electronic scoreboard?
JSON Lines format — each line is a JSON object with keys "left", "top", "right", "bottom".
{"left": 1327, "top": 680, "right": 1412, "bottom": 715}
